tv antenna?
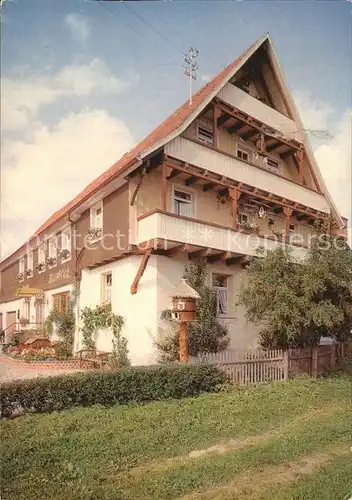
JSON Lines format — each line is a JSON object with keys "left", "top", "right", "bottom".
{"left": 183, "top": 48, "right": 199, "bottom": 105}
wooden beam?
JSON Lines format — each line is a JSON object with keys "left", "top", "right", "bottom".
{"left": 166, "top": 244, "right": 191, "bottom": 257}
{"left": 130, "top": 249, "right": 152, "bottom": 295}
{"left": 283, "top": 206, "right": 293, "bottom": 243}
{"left": 267, "top": 142, "right": 282, "bottom": 153}
{"left": 228, "top": 122, "right": 245, "bottom": 134}
{"left": 167, "top": 169, "right": 180, "bottom": 181}
{"left": 129, "top": 167, "right": 147, "bottom": 206}
{"left": 203, "top": 183, "right": 215, "bottom": 192}
{"left": 229, "top": 187, "right": 241, "bottom": 230}
{"left": 217, "top": 113, "right": 232, "bottom": 127}
{"left": 184, "top": 176, "right": 197, "bottom": 187}
{"left": 207, "top": 251, "right": 229, "bottom": 263}
{"left": 242, "top": 129, "right": 259, "bottom": 141}
{"left": 162, "top": 163, "right": 168, "bottom": 211}
{"left": 189, "top": 248, "right": 213, "bottom": 260}
{"left": 213, "top": 104, "right": 221, "bottom": 148}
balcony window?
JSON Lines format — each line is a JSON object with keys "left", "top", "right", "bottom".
{"left": 101, "top": 272, "right": 112, "bottom": 304}
{"left": 212, "top": 274, "right": 228, "bottom": 316}
{"left": 173, "top": 189, "right": 193, "bottom": 217}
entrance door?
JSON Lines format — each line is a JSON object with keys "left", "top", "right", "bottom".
{"left": 35, "top": 300, "right": 44, "bottom": 326}
{"left": 6, "top": 311, "right": 17, "bottom": 334}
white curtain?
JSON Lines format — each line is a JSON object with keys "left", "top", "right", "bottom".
{"left": 217, "top": 288, "right": 228, "bottom": 315}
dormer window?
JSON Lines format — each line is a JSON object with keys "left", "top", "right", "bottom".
{"left": 197, "top": 120, "right": 213, "bottom": 145}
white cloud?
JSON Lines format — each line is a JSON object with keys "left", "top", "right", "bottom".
{"left": 64, "top": 13, "right": 90, "bottom": 41}
{"left": 294, "top": 91, "right": 351, "bottom": 240}
{"left": 1, "top": 59, "right": 131, "bottom": 131}
{"left": 1, "top": 109, "right": 134, "bottom": 259}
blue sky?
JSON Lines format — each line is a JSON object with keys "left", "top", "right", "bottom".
{"left": 1, "top": 0, "right": 351, "bottom": 257}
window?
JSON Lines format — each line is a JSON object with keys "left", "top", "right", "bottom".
{"left": 212, "top": 274, "right": 228, "bottom": 315}
{"left": 47, "top": 236, "right": 57, "bottom": 267}
{"left": 236, "top": 148, "right": 250, "bottom": 162}
{"left": 89, "top": 201, "right": 103, "bottom": 240}
{"left": 60, "top": 227, "right": 72, "bottom": 261}
{"left": 265, "top": 158, "right": 279, "bottom": 172}
{"left": 101, "top": 272, "right": 112, "bottom": 304}
{"left": 198, "top": 121, "right": 213, "bottom": 145}
{"left": 27, "top": 252, "right": 33, "bottom": 271}
{"left": 38, "top": 244, "right": 46, "bottom": 272}
{"left": 23, "top": 298, "right": 30, "bottom": 320}
{"left": 53, "top": 292, "right": 70, "bottom": 313}
{"left": 173, "top": 189, "right": 193, "bottom": 217}
{"left": 238, "top": 213, "right": 249, "bottom": 225}
{"left": 19, "top": 258, "right": 25, "bottom": 274}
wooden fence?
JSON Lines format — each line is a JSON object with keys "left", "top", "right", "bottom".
{"left": 190, "top": 341, "right": 352, "bottom": 385}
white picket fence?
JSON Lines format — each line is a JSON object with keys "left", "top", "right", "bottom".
{"left": 190, "top": 348, "right": 287, "bottom": 385}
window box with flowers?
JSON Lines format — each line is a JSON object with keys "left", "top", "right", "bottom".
{"left": 87, "top": 227, "right": 102, "bottom": 241}
{"left": 239, "top": 220, "right": 260, "bottom": 233}
{"left": 24, "top": 268, "right": 33, "bottom": 278}
{"left": 35, "top": 262, "right": 45, "bottom": 272}
{"left": 16, "top": 272, "right": 24, "bottom": 281}
{"left": 59, "top": 249, "right": 70, "bottom": 261}
{"left": 46, "top": 256, "right": 57, "bottom": 267}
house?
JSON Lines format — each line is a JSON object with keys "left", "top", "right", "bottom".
{"left": 0, "top": 35, "right": 348, "bottom": 365}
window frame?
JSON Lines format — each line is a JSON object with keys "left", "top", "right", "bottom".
{"left": 172, "top": 185, "right": 195, "bottom": 218}
{"left": 38, "top": 244, "right": 46, "bottom": 273}
{"left": 238, "top": 212, "right": 249, "bottom": 225}
{"left": 89, "top": 200, "right": 103, "bottom": 242}
{"left": 52, "top": 292, "right": 70, "bottom": 314}
{"left": 265, "top": 157, "right": 280, "bottom": 173}
{"left": 236, "top": 146, "right": 251, "bottom": 163}
{"left": 101, "top": 271, "right": 113, "bottom": 304}
{"left": 197, "top": 119, "right": 214, "bottom": 145}
{"left": 212, "top": 273, "right": 229, "bottom": 316}
{"left": 23, "top": 298, "right": 31, "bottom": 320}
{"left": 60, "top": 227, "right": 72, "bottom": 262}
{"left": 47, "top": 236, "right": 58, "bottom": 268}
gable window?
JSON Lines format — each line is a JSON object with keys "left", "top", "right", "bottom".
{"left": 53, "top": 292, "right": 70, "bottom": 313}
{"left": 212, "top": 274, "right": 228, "bottom": 316}
{"left": 198, "top": 121, "right": 213, "bottom": 145}
{"left": 101, "top": 272, "right": 112, "bottom": 304}
{"left": 236, "top": 148, "right": 250, "bottom": 162}
{"left": 173, "top": 189, "right": 193, "bottom": 217}
{"left": 60, "top": 227, "right": 72, "bottom": 261}
{"left": 89, "top": 201, "right": 103, "bottom": 241}
{"left": 47, "top": 236, "right": 57, "bottom": 267}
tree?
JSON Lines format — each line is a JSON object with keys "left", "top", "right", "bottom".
{"left": 158, "top": 262, "right": 229, "bottom": 362}
{"left": 238, "top": 231, "right": 352, "bottom": 349}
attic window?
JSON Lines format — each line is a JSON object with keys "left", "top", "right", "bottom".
{"left": 198, "top": 121, "right": 213, "bottom": 145}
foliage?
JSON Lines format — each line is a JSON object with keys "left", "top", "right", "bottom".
{"left": 80, "top": 302, "right": 129, "bottom": 367}
{"left": 0, "top": 363, "right": 225, "bottom": 418}
{"left": 1, "top": 376, "right": 350, "bottom": 499}
{"left": 239, "top": 233, "right": 352, "bottom": 349}
{"left": 45, "top": 308, "right": 75, "bottom": 358}
{"left": 158, "top": 263, "right": 229, "bottom": 362}
{"left": 18, "top": 347, "right": 57, "bottom": 361}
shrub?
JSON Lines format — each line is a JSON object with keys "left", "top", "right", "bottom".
{"left": 0, "top": 363, "right": 226, "bottom": 418}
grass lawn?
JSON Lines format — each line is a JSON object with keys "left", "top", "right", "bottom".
{"left": 1, "top": 376, "right": 351, "bottom": 500}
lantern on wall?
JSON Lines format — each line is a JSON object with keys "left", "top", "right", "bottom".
{"left": 258, "top": 206, "right": 267, "bottom": 219}
{"left": 171, "top": 279, "right": 200, "bottom": 363}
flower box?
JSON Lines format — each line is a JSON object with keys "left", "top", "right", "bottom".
{"left": 87, "top": 227, "right": 102, "bottom": 240}
{"left": 238, "top": 221, "right": 259, "bottom": 233}
{"left": 46, "top": 256, "right": 57, "bottom": 266}
{"left": 16, "top": 272, "right": 24, "bottom": 281}
{"left": 59, "top": 249, "right": 70, "bottom": 260}
{"left": 24, "top": 268, "right": 33, "bottom": 278}
{"left": 35, "top": 262, "right": 45, "bottom": 272}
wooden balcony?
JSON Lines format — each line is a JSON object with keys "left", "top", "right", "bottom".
{"left": 217, "top": 83, "right": 301, "bottom": 141}
{"left": 164, "top": 137, "right": 330, "bottom": 215}
{"left": 137, "top": 210, "right": 307, "bottom": 260}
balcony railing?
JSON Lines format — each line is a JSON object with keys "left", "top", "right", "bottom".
{"left": 217, "top": 83, "right": 301, "bottom": 141}
{"left": 165, "top": 137, "right": 330, "bottom": 215}
{"left": 137, "top": 210, "right": 307, "bottom": 259}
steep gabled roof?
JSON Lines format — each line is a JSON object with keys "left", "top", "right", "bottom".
{"left": 1, "top": 33, "right": 345, "bottom": 269}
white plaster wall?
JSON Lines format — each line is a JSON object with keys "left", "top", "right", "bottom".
{"left": 78, "top": 256, "right": 159, "bottom": 365}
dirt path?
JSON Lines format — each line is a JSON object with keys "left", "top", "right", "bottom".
{"left": 180, "top": 444, "right": 350, "bottom": 499}
{"left": 0, "top": 354, "right": 83, "bottom": 382}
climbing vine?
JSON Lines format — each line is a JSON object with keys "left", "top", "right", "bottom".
{"left": 80, "top": 302, "right": 129, "bottom": 367}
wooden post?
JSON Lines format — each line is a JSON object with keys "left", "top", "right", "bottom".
{"left": 179, "top": 321, "right": 188, "bottom": 363}
{"left": 296, "top": 150, "right": 304, "bottom": 185}
{"left": 312, "top": 346, "right": 318, "bottom": 378}
{"left": 229, "top": 188, "right": 241, "bottom": 231}
{"left": 283, "top": 350, "right": 289, "bottom": 380}
{"left": 330, "top": 343, "right": 336, "bottom": 370}
{"left": 283, "top": 207, "right": 293, "bottom": 243}
{"left": 213, "top": 105, "right": 220, "bottom": 149}
{"left": 162, "top": 163, "right": 167, "bottom": 211}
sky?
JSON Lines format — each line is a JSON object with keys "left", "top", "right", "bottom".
{"left": 1, "top": 0, "right": 351, "bottom": 258}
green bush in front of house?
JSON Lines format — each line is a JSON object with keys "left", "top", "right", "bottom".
{"left": 0, "top": 363, "right": 226, "bottom": 418}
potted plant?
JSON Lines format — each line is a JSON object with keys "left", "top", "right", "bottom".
{"left": 59, "top": 249, "right": 70, "bottom": 260}
{"left": 46, "top": 256, "right": 57, "bottom": 266}
{"left": 35, "top": 262, "right": 45, "bottom": 272}
{"left": 24, "top": 268, "right": 32, "bottom": 278}
{"left": 239, "top": 220, "right": 259, "bottom": 233}
{"left": 16, "top": 272, "right": 24, "bottom": 281}
{"left": 87, "top": 227, "right": 102, "bottom": 240}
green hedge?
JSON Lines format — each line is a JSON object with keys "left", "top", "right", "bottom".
{"left": 0, "top": 364, "right": 225, "bottom": 418}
